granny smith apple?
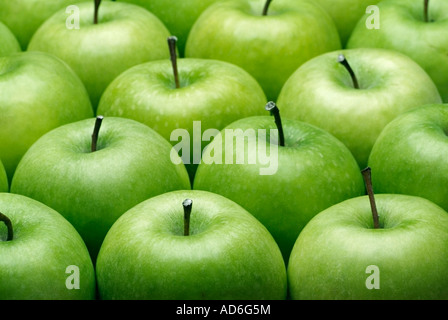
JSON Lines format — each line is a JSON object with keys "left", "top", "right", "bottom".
{"left": 0, "top": 160, "right": 8, "bottom": 193}
{"left": 185, "top": 0, "right": 341, "bottom": 101}
{"left": 368, "top": 103, "right": 448, "bottom": 213}
{"left": 116, "top": 0, "right": 223, "bottom": 56}
{"left": 27, "top": 0, "right": 172, "bottom": 110}
{"left": 0, "top": 193, "right": 96, "bottom": 300}
{"left": 288, "top": 192, "right": 448, "bottom": 299}
{"left": 0, "top": 51, "right": 93, "bottom": 183}
{"left": 305, "top": 0, "right": 381, "bottom": 47}
{"left": 11, "top": 116, "right": 191, "bottom": 261}
{"left": 98, "top": 36, "right": 267, "bottom": 183}
{"left": 96, "top": 190, "right": 287, "bottom": 300}
{"left": 193, "top": 102, "right": 365, "bottom": 262}
{"left": 347, "top": 0, "right": 448, "bottom": 102}
{"left": 0, "top": 0, "right": 83, "bottom": 50}
{"left": 277, "top": 48, "right": 442, "bottom": 169}
{"left": 0, "top": 21, "right": 21, "bottom": 57}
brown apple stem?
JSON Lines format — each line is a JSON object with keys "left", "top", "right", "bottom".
{"left": 167, "top": 36, "right": 180, "bottom": 89}
{"left": 183, "top": 199, "right": 193, "bottom": 236}
{"left": 0, "top": 212, "right": 13, "bottom": 241}
{"left": 361, "top": 167, "right": 380, "bottom": 229}
{"left": 265, "top": 101, "right": 285, "bottom": 147}
{"left": 424, "top": 0, "right": 430, "bottom": 22}
{"left": 91, "top": 115, "right": 104, "bottom": 152}
{"left": 94, "top": 0, "right": 101, "bottom": 24}
{"left": 338, "top": 54, "right": 359, "bottom": 89}
{"left": 262, "top": 0, "right": 273, "bottom": 16}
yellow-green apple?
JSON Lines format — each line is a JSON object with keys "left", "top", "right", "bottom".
{"left": 10, "top": 116, "right": 191, "bottom": 261}
{"left": 368, "top": 103, "right": 448, "bottom": 213}
{"left": 0, "top": 0, "right": 84, "bottom": 50}
{"left": 185, "top": 0, "right": 341, "bottom": 101}
{"left": 193, "top": 102, "right": 365, "bottom": 262}
{"left": 97, "top": 36, "right": 267, "bottom": 183}
{"left": 305, "top": 0, "right": 381, "bottom": 47}
{"left": 0, "top": 21, "right": 21, "bottom": 56}
{"left": 0, "top": 51, "right": 93, "bottom": 183}
{"left": 96, "top": 190, "right": 287, "bottom": 300}
{"left": 0, "top": 193, "right": 96, "bottom": 300}
{"left": 347, "top": 0, "right": 448, "bottom": 102}
{"left": 288, "top": 190, "right": 448, "bottom": 300}
{"left": 27, "top": 0, "right": 172, "bottom": 110}
{"left": 277, "top": 48, "right": 442, "bottom": 168}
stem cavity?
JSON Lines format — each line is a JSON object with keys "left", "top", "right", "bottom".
{"left": 265, "top": 101, "right": 285, "bottom": 147}
{"left": 338, "top": 54, "right": 360, "bottom": 89}
{"left": 91, "top": 115, "right": 104, "bottom": 152}
{"left": 361, "top": 167, "right": 380, "bottom": 229}
{"left": 167, "top": 36, "right": 180, "bottom": 89}
{"left": 183, "top": 199, "right": 193, "bottom": 236}
{"left": 0, "top": 212, "right": 13, "bottom": 241}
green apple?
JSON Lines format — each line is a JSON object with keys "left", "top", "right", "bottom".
{"left": 277, "top": 48, "right": 442, "bottom": 169}
{"left": 347, "top": 0, "right": 448, "bottom": 102}
{"left": 0, "top": 21, "right": 21, "bottom": 57}
{"left": 185, "top": 0, "right": 341, "bottom": 101}
{"left": 96, "top": 190, "right": 287, "bottom": 300}
{"left": 288, "top": 192, "right": 448, "bottom": 299}
{"left": 0, "top": 193, "right": 96, "bottom": 300}
{"left": 116, "top": 0, "right": 223, "bottom": 56}
{"left": 27, "top": 0, "right": 172, "bottom": 110}
{"left": 0, "top": 160, "right": 8, "bottom": 193}
{"left": 0, "top": 51, "right": 93, "bottom": 183}
{"left": 0, "top": 0, "right": 83, "bottom": 50}
{"left": 98, "top": 36, "right": 267, "bottom": 183}
{"left": 10, "top": 116, "right": 191, "bottom": 261}
{"left": 193, "top": 103, "right": 365, "bottom": 262}
{"left": 368, "top": 103, "right": 448, "bottom": 213}
{"left": 305, "top": 0, "right": 381, "bottom": 47}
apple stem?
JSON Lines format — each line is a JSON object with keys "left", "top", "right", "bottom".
{"left": 338, "top": 54, "right": 359, "bottom": 89}
{"left": 361, "top": 167, "right": 380, "bottom": 229}
{"left": 424, "top": 0, "right": 430, "bottom": 22}
{"left": 91, "top": 115, "right": 104, "bottom": 152}
{"left": 0, "top": 212, "right": 13, "bottom": 241}
{"left": 167, "top": 36, "right": 180, "bottom": 89}
{"left": 183, "top": 199, "right": 193, "bottom": 236}
{"left": 262, "top": 0, "right": 273, "bottom": 16}
{"left": 94, "top": 0, "right": 101, "bottom": 24}
{"left": 265, "top": 101, "right": 285, "bottom": 147}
